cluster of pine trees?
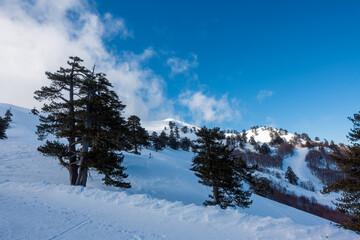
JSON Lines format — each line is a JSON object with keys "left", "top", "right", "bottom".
{"left": 149, "top": 121, "right": 192, "bottom": 152}
{"left": 0, "top": 108, "right": 12, "bottom": 139}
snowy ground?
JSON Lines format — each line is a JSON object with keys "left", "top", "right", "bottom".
{"left": 0, "top": 103, "right": 358, "bottom": 239}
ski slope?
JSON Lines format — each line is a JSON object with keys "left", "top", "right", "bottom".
{"left": 0, "top": 103, "right": 358, "bottom": 239}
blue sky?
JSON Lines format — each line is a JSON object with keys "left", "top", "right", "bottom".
{"left": 0, "top": 0, "right": 359, "bottom": 144}
{"left": 94, "top": 0, "right": 360, "bottom": 143}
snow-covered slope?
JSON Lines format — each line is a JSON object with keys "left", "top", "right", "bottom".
{"left": 0, "top": 103, "right": 358, "bottom": 239}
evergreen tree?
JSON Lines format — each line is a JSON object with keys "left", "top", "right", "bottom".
{"left": 168, "top": 130, "right": 179, "bottom": 150}
{"left": 323, "top": 112, "right": 360, "bottom": 233}
{"left": 30, "top": 107, "right": 39, "bottom": 115}
{"left": 35, "top": 57, "right": 130, "bottom": 188}
{"left": 174, "top": 125, "right": 180, "bottom": 139}
{"left": 191, "top": 127, "right": 253, "bottom": 209}
{"left": 150, "top": 131, "right": 163, "bottom": 152}
{"left": 269, "top": 132, "right": 284, "bottom": 146}
{"left": 126, "top": 115, "right": 149, "bottom": 154}
{"left": 158, "top": 130, "right": 168, "bottom": 149}
{"left": 181, "top": 126, "right": 189, "bottom": 134}
{"left": 168, "top": 121, "right": 175, "bottom": 131}
{"left": 75, "top": 68, "right": 129, "bottom": 187}
{"left": 4, "top": 108, "right": 12, "bottom": 128}
{"left": 180, "top": 137, "right": 191, "bottom": 151}
{"left": 250, "top": 176, "right": 273, "bottom": 197}
{"left": 259, "top": 143, "right": 271, "bottom": 155}
{"left": 249, "top": 136, "right": 257, "bottom": 146}
{"left": 35, "top": 56, "right": 86, "bottom": 185}
{"left": 285, "top": 166, "right": 299, "bottom": 185}
{"left": 0, "top": 116, "right": 7, "bottom": 139}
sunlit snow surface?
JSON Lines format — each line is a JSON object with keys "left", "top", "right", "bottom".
{"left": 0, "top": 103, "right": 358, "bottom": 239}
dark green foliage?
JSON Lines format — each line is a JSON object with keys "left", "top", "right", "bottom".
{"left": 158, "top": 130, "right": 168, "bottom": 149}
{"left": 191, "top": 126, "right": 253, "bottom": 209}
{"left": 181, "top": 126, "right": 188, "bottom": 134}
{"left": 301, "top": 133, "right": 311, "bottom": 142}
{"left": 315, "top": 137, "right": 320, "bottom": 141}
{"left": 249, "top": 136, "right": 257, "bottom": 146}
{"left": 285, "top": 166, "right": 299, "bottom": 185}
{"left": 4, "top": 108, "right": 12, "bottom": 127}
{"left": 174, "top": 126, "right": 180, "bottom": 139}
{"left": 322, "top": 112, "right": 360, "bottom": 233}
{"left": 168, "top": 121, "right": 175, "bottom": 131}
{"left": 0, "top": 116, "right": 8, "bottom": 139}
{"left": 150, "top": 131, "right": 163, "bottom": 152}
{"left": 180, "top": 137, "right": 191, "bottom": 151}
{"left": 167, "top": 131, "right": 179, "bottom": 150}
{"left": 34, "top": 56, "right": 130, "bottom": 188}
{"left": 30, "top": 107, "right": 39, "bottom": 115}
{"left": 250, "top": 176, "right": 273, "bottom": 197}
{"left": 269, "top": 132, "right": 284, "bottom": 146}
{"left": 259, "top": 143, "right": 271, "bottom": 155}
{"left": 126, "top": 115, "right": 149, "bottom": 154}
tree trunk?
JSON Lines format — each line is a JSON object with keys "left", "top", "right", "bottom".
{"left": 68, "top": 62, "right": 77, "bottom": 185}
{"left": 76, "top": 73, "right": 93, "bottom": 187}
{"left": 213, "top": 185, "right": 219, "bottom": 205}
{"left": 69, "top": 164, "right": 79, "bottom": 185}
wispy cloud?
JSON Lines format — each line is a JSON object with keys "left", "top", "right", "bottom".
{"left": 0, "top": 0, "right": 172, "bottom": 120}
{"left": 178, "top": 91, "right": 240, "bottom": 124}
{"left": 166, "top": 54, "right": 198, "bottom": 76}
{"left": 256, "top": 90, "right": 274, "bottom": 103}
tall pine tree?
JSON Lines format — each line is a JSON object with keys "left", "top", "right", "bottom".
{"left": 323, "top": 112, "right": 360, "bottom": 233}
{"left": 191, "top": 126, "right": 253, "bottom": 209}
{"left": 126, "top": 115, "right": 149, "bottom": 154}
{"left": 35, "top": 57, "right": 130, "bottom": 188}
{"left": 35, "top": 56, "right": 86, "bottom": 185}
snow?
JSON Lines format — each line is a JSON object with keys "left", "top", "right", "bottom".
{"left": 0, "top": 181, "right": 356, "bottom": 240}
{"left": 0, "top": 103, "right": 358, "bottom": 239}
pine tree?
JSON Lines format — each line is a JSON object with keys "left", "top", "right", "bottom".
{"left": 158, "top": 130, "right": 168, "bottom": 149}
{"left": 35, "top": 56, "right": 86, "bottom": 185}
{"left": 181, "top": 126, "right": 189, "bottom": 134}
{"left": 4, "top": 108, "right": 12, "bottom": 128}
{"left": 191, "top": 126, "right": 253, "bottom": 209}
{"left": 322, "top": 112, "right": 360, "bottom": 233}
{"left": 150, "top": 131, "right": 163, "bottom": 152}
{"left": 259, "top": 143, "right": 271, "bottom": 155}
{"left": 35, "top": 57, "right": 130, "bottom": 188}
{"left": 30, "top": 107, "right": 39, "bottom": 115}
{"left": 285, "top": 166, "right": 299, "bottom": 185}
{"left": 167, "top": 130, "right": 179, "bottom": 150}
{"left": 250, "top": 176, "right": 273, "bottom": 197}
{"left": 180, "top": 137, "right": 191, "bottom": 151}
{"left": 126, "top": 115, "right": 149, "bottom": 154}
{"left": 174, "top": 125, "right": 180, "bottom": 139}
{"left": 74, "top": 68, "right": 129, "bottom": 187}
{"left": 0, "top": 116, "right": 7, "bottom": 139}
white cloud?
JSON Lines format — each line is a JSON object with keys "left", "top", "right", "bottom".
{"left": 179, "top": 91, "right": 240, "bottom": 124}
{"left": 256, "top": 90, "right": 274, "bottom": 103}
{"left": 0, "top": 0, "right": 171, "bottom": 120}
{"left": 166, "top": 54, "right": 198, "bottom": 76}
